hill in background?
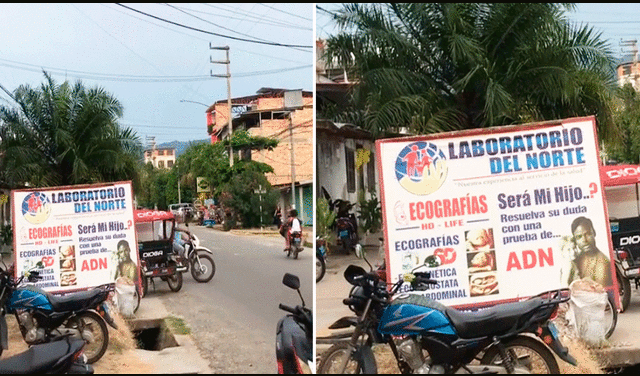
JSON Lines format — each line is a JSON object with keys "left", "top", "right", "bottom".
{"left": 156, "top": 139, "right": 209, "bottom": 157}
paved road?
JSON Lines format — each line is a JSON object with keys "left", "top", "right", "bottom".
{"left": 143, "top": 226, "right": 313, "bottom": 374}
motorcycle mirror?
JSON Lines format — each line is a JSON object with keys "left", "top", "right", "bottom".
{"left": 355, "top": 244, "right": 364, "bottom": 259}
{"left": 344, "top": 264, "right": 367, "bottom": 285}
{"left": 282, "top": 273, "right": 300, "bottom": 290}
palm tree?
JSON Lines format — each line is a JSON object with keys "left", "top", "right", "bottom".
{"left": 322, "top": 3, "right": 619, "bottom": 141}
{"left": 0, "top": 72, "right": 143, "bottom": 188}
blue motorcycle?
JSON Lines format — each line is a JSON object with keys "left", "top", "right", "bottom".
{"left": 318, "top": 260, "right": 577, "bottom": 374}
{"left": 0, "top": 264, "right": 117, "bottom": 364}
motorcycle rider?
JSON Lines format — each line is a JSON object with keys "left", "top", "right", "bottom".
{"left": 284, "top": 209, "right": 302, "bottom": 252}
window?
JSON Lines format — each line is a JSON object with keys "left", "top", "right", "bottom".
{"left": 624, "top": 65, "right": 632, "bottom": 76}
{"left": 158, "top": 161, "right": 164, "bottom": 168}
{"left": 167, "top": 160, "right": 174, "bottom": 168}
{"left": 345, "top": 146, "right": 356, "bottom": 193}
{"left": 368, "top": 150, "right": 376, "bottom": 192}
{"left": 166, "top": 149, "right": 174, "bottom": 156}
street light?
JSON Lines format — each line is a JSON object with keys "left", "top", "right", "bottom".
{"left": 180, "top": 99, "right": 209, "bottom": 107}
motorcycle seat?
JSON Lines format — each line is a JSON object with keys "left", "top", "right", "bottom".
{"left": 444, "top": 298, "right": 545, "bottom": 339}
{"left": 22, "top": 285, "right": 107, "bottom": 312}
{"left": 0, "top": 337, "right": 84, "bottom": 373}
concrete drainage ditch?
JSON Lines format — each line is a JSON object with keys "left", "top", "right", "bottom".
{"left": 130, "top": 318, "right": 179, "bottom": 351}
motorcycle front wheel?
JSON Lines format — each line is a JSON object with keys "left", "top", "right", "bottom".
{"left": 67, "top": 310, "right": 109, "bottom": 364}
{"left": 190, "top": 252, "right": 215, "bottom": 283}
{"left": 480, "top": 335, "right": 559, "bottom": 374}
{"left": 167, "top": 272, "right": 183, "bottom": 292}
{"left": 316, "top": 255, "right": 326, "bottom": 282}
{"left": 317, "top": 342, "right": 377, "bottom": 374}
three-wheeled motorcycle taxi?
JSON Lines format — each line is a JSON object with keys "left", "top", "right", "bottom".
{"left": 134, "top": 209, "right": 186, "bottom": 296}
{"left": 602, "top": 164, "right": 640, "bottom": 312}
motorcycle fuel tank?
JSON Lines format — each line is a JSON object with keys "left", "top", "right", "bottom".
{"left": 378, "top": 294, "right": 457, "bottom": 336}
{"left": 6, "top": 287, "right": 54, "bottom": 312}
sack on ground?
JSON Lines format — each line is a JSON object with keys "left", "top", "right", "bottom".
{"left": 567, "top": 278, "right": 608, "bottom": 347}
{"left": 115, "top": 277, "right": 137, "bottom": 317}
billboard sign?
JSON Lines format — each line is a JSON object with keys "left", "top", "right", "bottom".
{"left": 11, "top": 181, "right": 138, "bottom": 292}
{"left": 376, "top": 116, "right": 617, "bottom": 309}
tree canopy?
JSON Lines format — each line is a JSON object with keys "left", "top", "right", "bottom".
{"left": 323, "top": 3, "right": 620, "bottom": 142}
{"left": 0, "top": 72, "right": 142, "bottom": 188}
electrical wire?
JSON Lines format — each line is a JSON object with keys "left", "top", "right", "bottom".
{"left": 164, "top": 3, "right": 308, "bottom": 54}
{"left": 257, "top": 3, "right": 312, "bottom": 22}
{"left": 0, "top": 58, "right": 311, "bottom": 83}
{"left": 115, "top": 3, "right": 312, "bottom": 50}
{"left": 201, "top": 3, "right": 310, "bottom": 30}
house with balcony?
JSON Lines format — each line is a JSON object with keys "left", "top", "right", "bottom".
{"left": 205, "top": 88, "right": 314, "bottom": 225}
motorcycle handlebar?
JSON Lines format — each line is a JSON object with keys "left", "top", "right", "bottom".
{"left": 279, "top": 303, "right": 298, "bottom": 315}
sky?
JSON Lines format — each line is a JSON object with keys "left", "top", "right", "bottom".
{"left": 0, "top": 3, "right": 314, "bottom": 145}
{"left": 316, "top": 3, "right": 640, "bottom": 63}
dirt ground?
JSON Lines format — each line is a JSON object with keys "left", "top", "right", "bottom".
{"left": 325, "top": 317, "right": 608, "bottom": 374}
{"left": 3, "top": 308, "right": 154, "bottom": 374}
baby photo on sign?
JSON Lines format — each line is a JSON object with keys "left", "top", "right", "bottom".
{"left": 59, "top": 245, "right": 77, "bottom": 286}
{"left": 469, "top": 272, "right": 499, "bottom": 297}
{"left": 465, "top": 228, "right": 494, "bottom": 252}
{"left": 467, "top": 250, "right": 497, "bottom": 274}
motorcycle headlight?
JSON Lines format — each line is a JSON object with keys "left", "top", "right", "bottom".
{"left": 348, "top": 286, "right": 368, "bottom": 315}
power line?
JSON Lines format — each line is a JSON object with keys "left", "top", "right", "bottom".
{"left": 70, "top": 4, "right": 166, "bottom": 76}
{"left": 257, "top": 3, "right": 312, "bottom": 22}
{"left": 0, "top": 58, "right": 311, "bottom": 82}
{"left": 98, "top": 3, "right": 308, "bottom": 65}
{"left": 201, "top": 3, "right": 310, "bottom": 30}
{"left": 163, "top": 3, "right": 308, "bottom": 54}
{"left": 167, "top": 4, "right": 311, "bottom": 31}
{"left": 114, "top": 3, "right": 312, "bottom": 50}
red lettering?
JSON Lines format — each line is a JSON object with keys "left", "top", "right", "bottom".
{"left": 434, "top": 248, "right": 456, "bottom": 265}
{"left": 416, "top": 202, "right": 424, "bottom": 220}
{"left": 539, "top": 247, "right": 554, "bottom": 267}
{"left": 506, "top": 252, "right": 521, "bottom": 271}
{"left": 523, "top": 250, "right": 537, "bottom": 269}
{"left": 81, "top": 257, "right": 108, "bottom": 271}
{"left": 409, "top": 203, "right": 417, "bottom": 221}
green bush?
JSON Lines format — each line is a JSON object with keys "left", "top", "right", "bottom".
{"left": 357, "top": 191, "right": 382, "bottom": 236}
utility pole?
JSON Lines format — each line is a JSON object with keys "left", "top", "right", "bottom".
{"left": 284, "top": 90, "right": 304, "bottom": 210}
{"left": 210, "top": 44, "right": 233, "bottom": 167}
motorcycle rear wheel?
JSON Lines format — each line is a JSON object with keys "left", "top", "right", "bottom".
{"left": 316, "top": 255, "right": 326, "bottom": 282}
{"left": 190, "top": 252, "right": 215, "bottom": 283}
{"left": 67, "top": 311, "right": 109, "bottom": 364}
{"left": 167, "top": 272, "right": 183, "bottom": 292}
{"left": 318, "top": 342, "right": 377, "bottom": 374}
{"left": 480, "top": 335, "right": 559, "bottom": 374}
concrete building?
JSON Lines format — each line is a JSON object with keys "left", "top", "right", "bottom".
{"left": 206, "top": 88, "right": 314, "bottom": 225}
{"left": 143, "top": 146, "right": 176, "bottom": 169}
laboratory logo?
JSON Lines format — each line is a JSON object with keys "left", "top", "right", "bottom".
{"left": 395, "top": 142, "right": 447, "bottom": 195}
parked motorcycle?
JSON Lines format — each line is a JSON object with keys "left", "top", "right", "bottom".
{"left": 613, "top": 246, "right": 635, "bottom": 312}
{"left": 0, "top": 264, "right": 116, "bottom": 364}
{"left": 176, "top": 223, "right": 216, "bottom": 283}
{"left": 321, "top": 188, "right": 359, "bottom": 254}
{"left": 276, "top": 273, "right": 313, "bottom": 374}
{"left": 0, "top": 336, "right": 93, "bottom": 374}
{"left": 318, "top": 254, "right": 577, "bottom": 374}
{"left": 316, "top": 237, "right": 327, "bottom": 283}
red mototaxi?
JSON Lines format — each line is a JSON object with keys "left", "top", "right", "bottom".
{"left": 133, "top": 209, "right": 187, "bottom": 280}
